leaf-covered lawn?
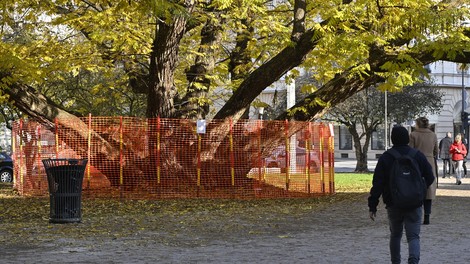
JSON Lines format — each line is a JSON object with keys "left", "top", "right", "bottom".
{"left": 0, "top": 182, "right": 368, "bottom": 249}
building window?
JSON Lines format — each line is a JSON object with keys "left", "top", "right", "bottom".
{"left": 372, "top": 128, "right": 385, "bottom": 150}
{"left": 339, "top": 126, "right": 352, "bottom": 150}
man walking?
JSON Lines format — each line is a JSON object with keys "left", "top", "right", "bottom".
{"left": 439, "top": 132, "right": 453, "bottom": 177}
{"left": 368, "top": 126, "right": 435, "bottom": 264}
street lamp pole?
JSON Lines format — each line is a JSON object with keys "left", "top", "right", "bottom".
{"left": 460, "top": 20, "right": 469, "bottom": 142}
{"left": 462, "top": 64, "right": 468, "bottom": 144}
{"left": 385, "top": 91, "right": 388, "bottom": 149}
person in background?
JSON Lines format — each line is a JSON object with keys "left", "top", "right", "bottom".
{"left": 449, "top": 133, "right": 467, "bottom": 185}
{"left": 369, "top": 126, "right": 434, "bottom": 264}
{"left": 409, "top": 117, "right": 438, "bottom": 225}
{"left": 439, "top": 132, "right": 453, "bottom": 177}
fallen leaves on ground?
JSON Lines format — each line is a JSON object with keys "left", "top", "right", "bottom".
{"left": 0, "top": 183, "right": 367, "bottom": 249}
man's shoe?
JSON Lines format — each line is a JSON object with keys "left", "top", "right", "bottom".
{"left": 457, "top": 180, "right": 462, "bottom": 185}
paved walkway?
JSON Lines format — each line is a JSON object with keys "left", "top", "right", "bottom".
{"left": 2, "top": 159, "right": 469, "bottom": 264}
{"left": 3, "top": 176, "right": 469, "bottom": 264}
{"left": 334, "top": 158, "right": 377, "bottom": 172}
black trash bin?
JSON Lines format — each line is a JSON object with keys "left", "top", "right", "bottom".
{"left": 42, "top": 158, "right": 88, "bottom": 223}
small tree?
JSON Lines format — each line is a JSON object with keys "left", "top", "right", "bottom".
{"left": 326, "top": 82, "right": 443, "bottom": 172}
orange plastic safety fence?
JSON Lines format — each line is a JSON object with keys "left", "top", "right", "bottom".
{"left": 11, "top": 117, "right": 335, "bottom": 199}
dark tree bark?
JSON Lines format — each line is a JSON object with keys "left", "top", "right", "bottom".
{"left": 177, "top": 14, "right": 223, "bottom": 119}
{"left": 214, "top": 28, "right": 321, "bottom": 121}
{"left": 146, "top": 3, "right": 197, "bottom": 118}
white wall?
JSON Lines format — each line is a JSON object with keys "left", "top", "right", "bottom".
{"left": 333, "top": 61, "right": 469, "bottom": 159}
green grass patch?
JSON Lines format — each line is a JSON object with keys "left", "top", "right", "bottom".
{"left": 334, "top": 172, "right": 373, "bottom": 193}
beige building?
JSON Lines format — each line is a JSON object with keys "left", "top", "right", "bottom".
{"left": 251, "top": 62, "right": 469, "bottom": 160}
{"left": 334, "top": 61, "right": 469, "bottom": 159}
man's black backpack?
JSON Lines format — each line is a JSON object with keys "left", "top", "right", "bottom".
{"left": 387, "top": 148, "right": 427, "bottom": 209}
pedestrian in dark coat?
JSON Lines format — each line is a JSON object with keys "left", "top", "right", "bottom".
{"left": 439, "top": 132, "right": 453, "bottom": 177}
{"left": 369, "top": 126, "right": 434, "bottom": 264}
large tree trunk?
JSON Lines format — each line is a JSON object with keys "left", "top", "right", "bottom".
{"left": 214, "top": 28, "right": 321, "bottom": 121}
{"left": 177, "top": 15, "right": 222, "bottom": 119}
{"left": 146, "top": 5, "right": 195, "bottom": 118}
{"left": 8, "top": 82, "right": 116, "bottom": 153}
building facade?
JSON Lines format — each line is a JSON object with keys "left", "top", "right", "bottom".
{"left": 251, "top": 62, "right": 469, "bottom": 160}
{"left": 334, "top": 61, "right": 469, "bottom": 159}
{"left": 0, "top": 123, "right": 11, "bottom": 152}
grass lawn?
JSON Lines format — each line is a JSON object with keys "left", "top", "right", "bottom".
{"left": 334, "top": 172, "right": 373, "bottom": 193}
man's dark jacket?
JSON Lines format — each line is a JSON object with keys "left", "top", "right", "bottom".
{"left": 439, "top": 136, "right": 453, "bottom": 159}
{"left": 368, "top": 144, "right": 435, "bottom": 213}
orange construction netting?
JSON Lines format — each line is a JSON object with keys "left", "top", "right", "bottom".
{"left": 12, "top": 117, "right": 335, "bottom": 199}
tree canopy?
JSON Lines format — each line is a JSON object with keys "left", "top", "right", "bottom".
{"left": 0, "top": 0, "right": 468, "bottom": 125}
{"left": 327, "top": 82, "right": 444, "bottom": 171}
{"left": 1, "top": 0, "right": 469, "bottom": 189}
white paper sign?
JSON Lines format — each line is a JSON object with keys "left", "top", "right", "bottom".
{"left": 197, "top": 120, "right": 206, "bottom": 134}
